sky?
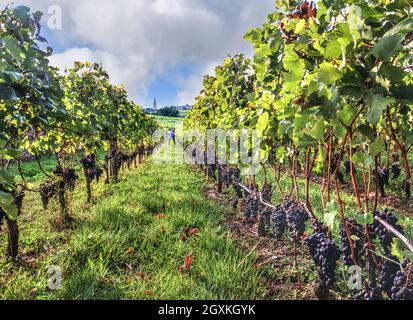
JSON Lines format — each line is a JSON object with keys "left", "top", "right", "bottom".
{"left": 8, "top": 0, "right": 275, "bottom": 107}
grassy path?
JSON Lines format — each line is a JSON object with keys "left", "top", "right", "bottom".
{"left": 0, "top": 159, "right": 265, "bottom": 300}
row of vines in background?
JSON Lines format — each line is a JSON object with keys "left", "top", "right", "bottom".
{"left": 0, "top": 6, "right": 158, "bottom": 258}
{"left": 184, "top": 0, "right": 413, "bottom": 300}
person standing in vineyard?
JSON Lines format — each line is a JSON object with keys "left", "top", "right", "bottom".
{"left": 169, "top": 129, "right": 176, "bottom": 145}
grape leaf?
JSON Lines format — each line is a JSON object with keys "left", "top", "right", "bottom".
{"left": 370, "top": 34, "right": 404, "bottom": 62}
{"left": 0, "top": 84, "right": 18, "bottom": 101}
{"left": 367, "top": 94, "right": 395, "bottom": 126}
{"left": 308, "top": 118, "right": 325, "bottom": 141}
{"left": 369, "top": 137, "right": 385, "bottom": 157}
{"left": 317, "top": 62, "right": 342, "bottom": 85}
{"left": 384, "top": 18, "right": 413, "bottom": 37}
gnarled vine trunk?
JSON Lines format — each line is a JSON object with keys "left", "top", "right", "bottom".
{"left": 6, "top": 218, "right": 19, "bottom": 259}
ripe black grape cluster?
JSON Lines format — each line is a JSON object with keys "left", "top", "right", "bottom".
{"left": 53, "top": 166, "right": 78, "bottom": 191}
{"left": 217, "top": 164, "right": 231, "bottom": 188}
{"left": 80, "top": 154, "right": 104, "bottom": 183}
{"left": 391, "top": 260, "right": 413, "bottom": 300}
{"left": 370, "top": 209, "right": 404, "bottom": 253}
{"left": 13, "top": 191, "right": 25, "bottom": 213}
{"left": 270, "top": 205, "right": 287, "bottom": 240}
{"left": 40, "top": 182, "right": 58, "bottom": 209}
{"left": 243, "top": 193, "right": 260, "bottom": 220}
{"left": 39, "top": 166, "right": 77, "bottom": 209}
{"left": 219, "top": 165, "right": 244, "bottom": 199}
{"left": 378, "top": 256, "right": 401, "bottom": 297}
{"left": 374, "top": 167, "right": 389, "bottom": 197}
{"left": 207, "top": 164, "right": 216, "bottom": 179}
{"left": 231, "top": 168, "right": 243, "bottom": 198}
{"left": 304, "top": 231, "right": 341, "bottom": 288}
{"left": 355, "top": 283, "right": 383, "bottom": 300}
{"left": 311, "top": 220, "right": 329, "bottom": 236}
{"left": 257, "top": 204, "right": 287, "bottom": 239}
{"left": 339, "top": 219, "right": 363, "bottom": 266}
{"left": 355, "top": 251, "right": 384, "bottom": 301}
{"left": 390, "top": 164, "right": 401, "bottom": 180}
{"left": 285, "top": 199, "right": 310, "bottom": 242}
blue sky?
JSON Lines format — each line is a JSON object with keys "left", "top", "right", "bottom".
{"left": 10, "top": 0, "right": 275, "bottom": 108}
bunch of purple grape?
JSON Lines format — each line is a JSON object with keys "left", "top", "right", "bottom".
{"left": 370, "top": 209, "right": 404, "bottom": 253}
{"left": 304, "top": 231, "right": 341, "bottom": 288}
{"left": 285, "top": 199, "right": 310, "bottom": 242}
{"left": 391, "top": 260, "right": 413, "bottom": 300}
{"left": 243, "top": 193, "right": 260, "bottom": 220}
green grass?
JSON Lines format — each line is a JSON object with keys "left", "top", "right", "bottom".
{"left": 0, "top": 156, "right": 266, "bottom": 300}
{"left": 152, "top": 115, "right": 183, "bottom": 130}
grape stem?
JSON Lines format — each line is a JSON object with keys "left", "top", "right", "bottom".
{"left": 35, "top": 154, "right": 52, "bottom": 178}
{"left": 366, "top": 248, "right": 401, "bottom": 267}
{"left": 375, "top": 216, "right": 413, "bottom": 253}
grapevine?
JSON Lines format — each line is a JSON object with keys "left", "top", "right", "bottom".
{"left": 340, "top": 219, "right": 363, "bottom": 266}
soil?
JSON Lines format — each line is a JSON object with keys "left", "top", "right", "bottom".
{"left": 204, "top": 186, "right": 345, "bottom": 300}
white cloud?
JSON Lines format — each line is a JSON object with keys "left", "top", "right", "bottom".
{"left": 49, "top": 47, "right": 150, "bottom": 102}
{"left": 176, "top": 75, "right": 203, "bottom": 106}
{"left": 176, "top": 62, "right": 218, "bottom": 105}
{"left": 10, "top": 0, "right": 275, "bottom": 104}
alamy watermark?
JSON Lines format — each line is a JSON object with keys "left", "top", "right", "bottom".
{"left": 47, "top": 5, "right": 63, "bottom": 30}
{"left": 152, "top": 127, "right": 262, "bottom": 175}
{"left": 47, "top": 265, "right": 62, "bottom": 290}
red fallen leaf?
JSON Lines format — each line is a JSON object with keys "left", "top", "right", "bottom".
{"left": 156, "top": 213, "right": 167, "bottom": 220}
{"left": 178, "top": 253, "right": 194, "bottom": 272}
{"left": 144, "top": 290, "right": 153, "bottom": 296}
{"left": 126, "top": 247, "right": 135, "bottom": 255}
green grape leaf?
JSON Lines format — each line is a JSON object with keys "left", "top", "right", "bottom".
{"left": 284, "top": 72, "right": 302, "bottom": 92}
{"left": 256, "top": 111, "right": 269, "bottom": 134}
{"left": 384, "top": 18, "right": 413, "bottom": 37}
{"left": 339, "top": 105, "right": 357, "bottom": 126}
{"left": 294, "top": 19, "right": 306, "bottom": 34}
{"left": 352, "top": 152, "right": 368, "bottom": 166}
{"left": 283, "top": 44, "right": 304, "bottom": 75}
{"left": 369, "top": 137, "right": 385, "bottom": 157}
{"left": 370, "top": 34, "right": 404, "bottom": 62}
{"left": 317, "top": 62, "right": 342, "bottom": 85}
{"left": 324, "top": 202, "right": 339, "bottom": 230}
{"left": 0, "top": 191, "right": 18, "bottom": 220}
{"left": 308, "top": 117, "right": 325, "bottom": 141}
{"left": 356, "top": 212, "right": 373, "bottom": 225}
{"left": 367, "top": 94, "right": 395, "bottom": 126}
{"left": 0, "top": 84, "right": 18, "bottom": 101}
